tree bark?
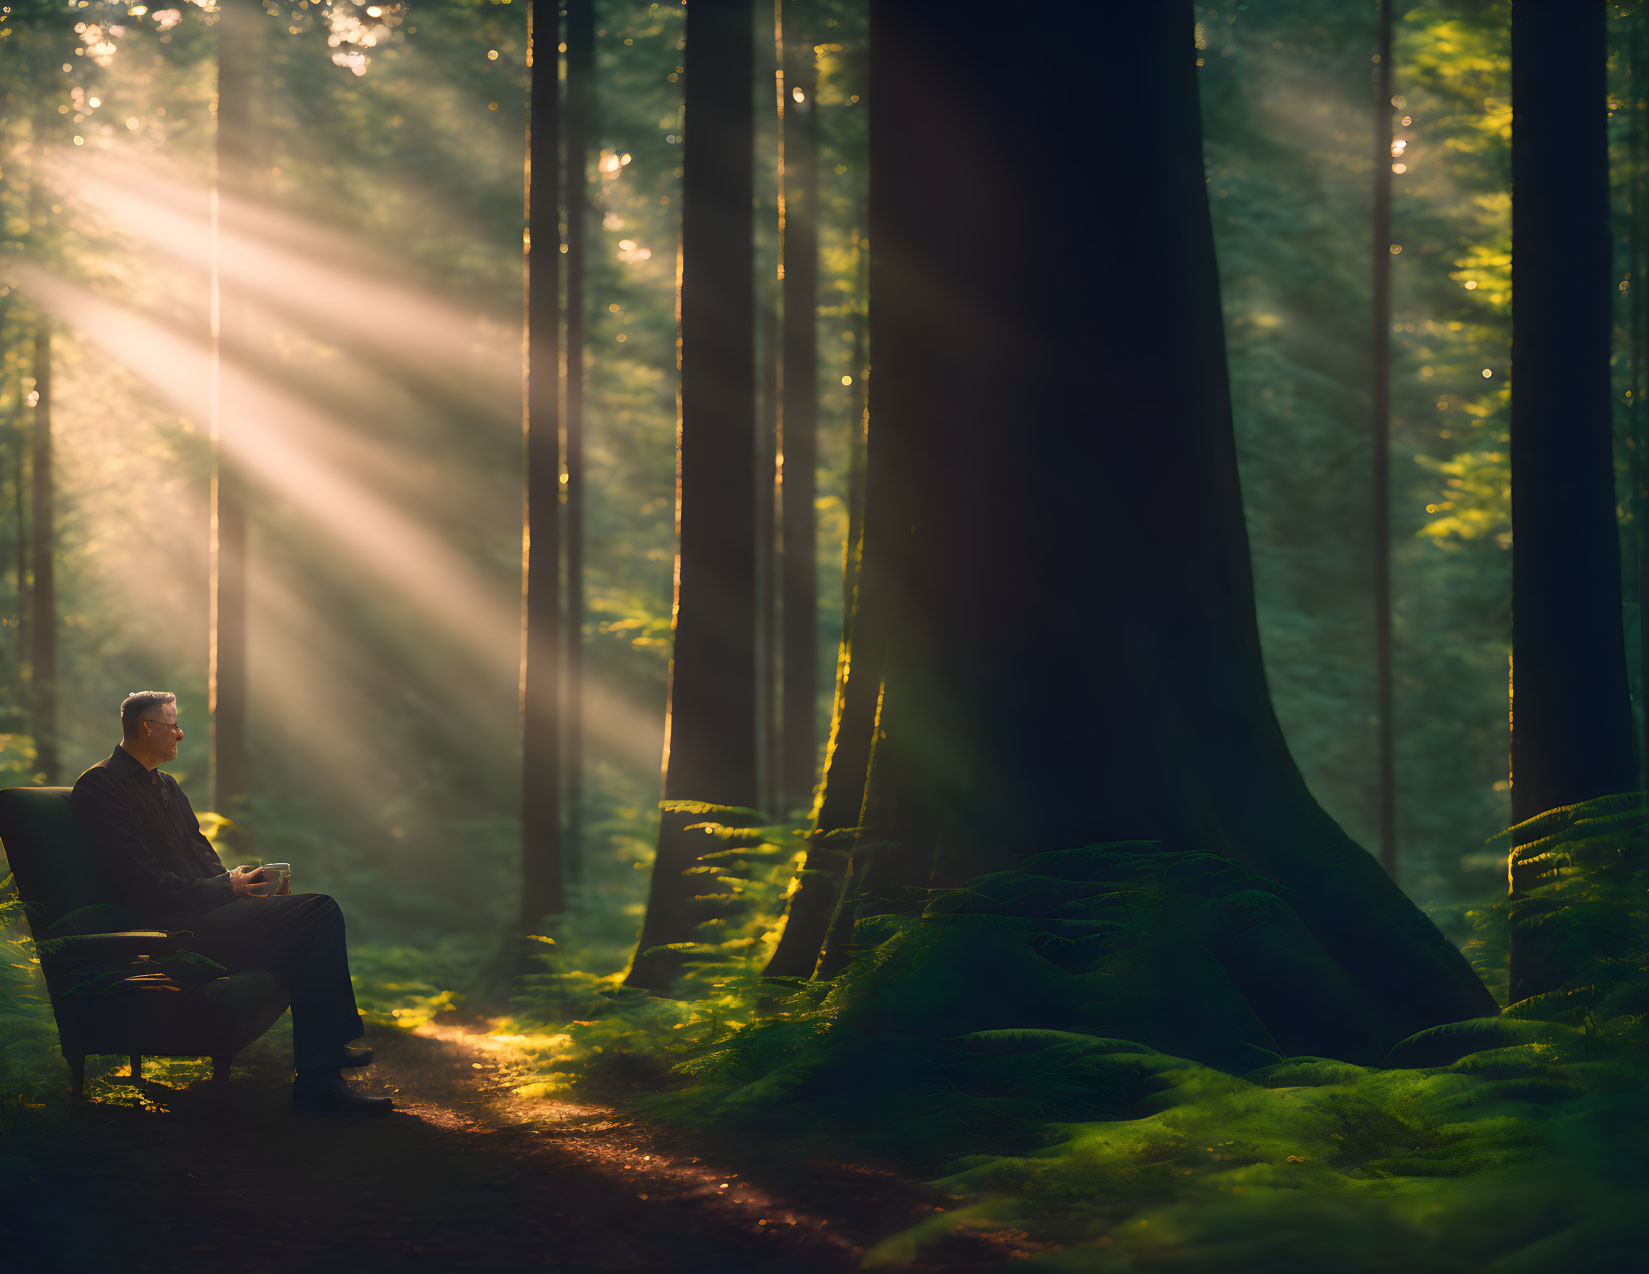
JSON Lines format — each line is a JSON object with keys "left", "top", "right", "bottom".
{"left": 626, "top": 0, "right": 758, "bottom": 992}
{"left": 563, "top": 0, "right": 594, "bottom": 894}
{"left": 765, "top": 219, "right": 873, "bottom": 981}
{"left": 211, "top": 0, "right": 257, "bottom": 817}
{"left": 521, "top": 0, "right": 565, "bottom": 932}
{"left": 1507, "top": 0, "right": 1635, "bottom": 1002}
{"left": 1371, "top": 0, "right": 1397, "bottom": 880}
{"left": 29, "top": 321, "right": 55, "bottom": 784}
{"left": 804, "top": 0, "right": 1496, "bottom": 1058}
{"left": 1633, "top": 4, "right": 1649, "bottom": 791}
{"left": 11, "top": 338, "right": 24, "bottom": 688}
{"left": 757, "top": 1, "right": 782, "bottom": 816}
{"left": 779, "top": 2, "right": 820, "bottom": 817}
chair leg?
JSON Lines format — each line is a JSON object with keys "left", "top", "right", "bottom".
{"left": 129, "top": 1054, "right": 143, "bottom": 1083}
{"left": 66, "top": 1054, "right": 85, "bottom": 1104}
{"left": 212, "top": 1056, "right": 233, "bottom": 1088}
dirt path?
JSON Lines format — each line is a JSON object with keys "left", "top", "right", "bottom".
{"left": 6, "top": 1016, "right": 1019, "bottom": 1273}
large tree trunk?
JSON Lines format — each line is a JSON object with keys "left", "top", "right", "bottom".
{"left": 211, "top": 0, "right": 257, "bottom": 817}
{"left": 801, "top": 0, "right": 1495, "bottom": 1058}
{"left": 563, "top": 0, "right": 594, "bottom": 893}
{"left": 1507, "top": 0, "right": 1635, "bottom": 1002}
{"left": 520, "top": 0, "right": 565, "bottom": 932}
{"left": 779, "top": 2, "right": 820, "bottom": 817}
{"left": 28, "top": 321, "right": 54, "bottom": 784}
{"left": 626, "top": 0, "right": 758, "bottom": 992}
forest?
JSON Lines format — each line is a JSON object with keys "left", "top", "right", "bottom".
{"left": 2, "top": 0, "right": 1647, "bottom": 1270}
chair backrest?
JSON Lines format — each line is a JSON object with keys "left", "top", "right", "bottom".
{"left": 0, "top": 787, "right": 127, "bottom": 940}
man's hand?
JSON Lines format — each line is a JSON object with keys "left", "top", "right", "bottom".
{"left": 228, "top": 864, "right": 272, "bottom": 899}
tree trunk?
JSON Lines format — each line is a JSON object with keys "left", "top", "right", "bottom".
{"left": 764, "top": 219, "right": 873, "bottom": 981}
{"left": 757, "top": 1, "right": 782, "bottom": 817}
{"left": 844, "top": 214, "right": 868, "bottom": 618}
{"left": 521, "top": 0, "right": 565, "bottom": 932}
{"left": 779, "top": 3, "right": 820, "bottom": 817}
{"left": 11, "top": 339, "right": 24, "bottom": 689}
{"left": 1507, "top": 0, "right": 1635, "bottom": 1002}
{"left": 802, "top": 0, "right": 1495, "bottom": 1058}
{"left": 29, "top": 321, "right": 55, "bottom": 784}
{"left": 757, "top": 295, "right": 781, "bottom": 814}
{"left": 1633, "top": 4, "right": 1649, "bottom": 791}
{"left": 0, "top": 298, "right": 20, "bottom": 688}
{"left": 626, "top": 0, "right": 757, "bottom": 992}
{"left": 1371, "top": 0, "right": 1397, "bottom": 880}
{"left": 563, "top": 0, "right": 594, "bottom": 894}
{"left": 211, "top": 0, "right": 257, "bottom": 817}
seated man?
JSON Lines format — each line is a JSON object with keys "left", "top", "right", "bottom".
{"left": 70, "top": 690, "right": 391, "bottom": 1116}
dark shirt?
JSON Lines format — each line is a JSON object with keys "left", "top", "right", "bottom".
{"left": 70, "top": 745, "right": 235, "bottom": 917}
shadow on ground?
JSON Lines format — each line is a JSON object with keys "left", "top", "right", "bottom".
{"left": 1, "top": 1014, "right": 1019, "bottom": 1273}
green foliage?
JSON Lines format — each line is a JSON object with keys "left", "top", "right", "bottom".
{"left": 1203, "top": 0, "right": 1517, "bottom": 906}
{"left": 348, "top": 937, "right": 491, "bottom": 1030}
{"left": 498, "top": 803, "right": 809, "bottom": 1096}
{"left": 0, "top": 875, "right": 64, "bottom": 1104}
{"left": 523, "top": 795, "right": 1649, "bottom": 1271}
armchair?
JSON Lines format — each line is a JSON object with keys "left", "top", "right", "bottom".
{"left": 0, "top": 786, "right": 291, "bottom": 1100}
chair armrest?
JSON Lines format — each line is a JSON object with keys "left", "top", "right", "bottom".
{"left": 37, "top": 930, "right": 192, "bottom": 961}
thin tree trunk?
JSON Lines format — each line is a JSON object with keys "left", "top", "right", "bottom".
{"left": 211, "top": 0, "right": 257, "bottom": 817}
{"left": 1372, "top": 0, "right": 1397, "bottom": 880}
{"left": 29, "top": 321, "right": 55, "bottom": 784}
{"left": 779, "top": 2, "right": 820, "bottom": 817}
{"left": 1508, "top": 0, "right": 1636, "bottom": 1002}
{"left": 1631, "top": 5, "right": 1649, "bottom": 790}
{"left": 764, "top": 220, "right": 873, "bottom": 981}
{"left": 844, "top": 215, "right": 869, "bottom": 616}
{"left": 11, "top": 335, "right": 25, "bottom": 688}
{"left": 757, "top": 296, "right": 781, "bottom": 814}
{"left": 521, "top": 0, "right": 565, "bottom": 932}
{"left": 626, "top": 0, "right": 757, "bottom": 992}
{"left": 816, "top": 0, "right": 1495, "bottom": 1057}
{"left": 757, "top": 0, "right": 782, "bottom": 816}
{"left": 564, "top": 0, "right": 594, "bottom": 893}
{"left": 0, "top": 298, "right": 16, "bottom": 681}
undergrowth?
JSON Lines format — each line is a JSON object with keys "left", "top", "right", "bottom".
{"left": 501, "top": 794, "right": 1649, "bottom": 1272}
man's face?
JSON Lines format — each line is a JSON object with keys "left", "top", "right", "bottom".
{"left": 142, "top": 702, "right": 182, "bottom": 762}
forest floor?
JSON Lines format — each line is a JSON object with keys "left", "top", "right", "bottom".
{"left": 5, "top": 1009, "right": 1031, "bottom": 1274}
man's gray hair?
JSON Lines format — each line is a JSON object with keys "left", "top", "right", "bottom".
{"left": 121, "top": 691, "right": 177, "bottom": 739}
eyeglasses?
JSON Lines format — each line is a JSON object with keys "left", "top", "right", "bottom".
{"left": 141, "top": 718, "right": 183, "bottom": 736}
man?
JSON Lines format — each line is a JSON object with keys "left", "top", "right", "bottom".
{"left": 71, "top": 691, "right": 391, "bottom": 1116}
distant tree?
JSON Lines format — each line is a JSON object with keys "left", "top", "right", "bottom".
{"left": 25, "top": 70, "right": 56, "bottom": 783}
{"left": 10, "top": 354, "right": 24, "bottom": 701}
{"left": 564, "top": 0, "right": 595, "bottom": 888}
{"left": 626, "top": 0, "right": 758, "bottom": 991}
{"left": 779, "top": 0, "right": 820, "bottom": 817}
{"left": 0, "top": 293, "right": 22, "bottom": 705}
{"left": 756, "top": 0, "right": 782, "bottom": 817}
{"left": 790, "top": 0, "right": 1494, "bottom": 1058}
{"left": 211, "top": 0, "right": 260, "bottom": 815}
{"left": 765, "top": 211, "right": 871, "bottom": 981}
{"left": 1371, "top": 0, "right": 1396, "bottom": 880}
{"left": 28, "top": 319, "right": 54, "bottom": 784}
{"left": 1632, "top": 1, "right": 1649, "bottom": 788}
{"left": 1507, "top": 0, "right": 1634, "bottom": 1001}
{"left": 521, "top": 0, "right": 565, "bottom": 932}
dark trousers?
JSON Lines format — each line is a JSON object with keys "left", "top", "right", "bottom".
{"left": 149, "top": 893, "right": 365, "bottom": 1072}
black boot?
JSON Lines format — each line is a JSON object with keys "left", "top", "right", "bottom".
{"left": 292, "top": 1068, "right": 393, "bottom": 1115}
